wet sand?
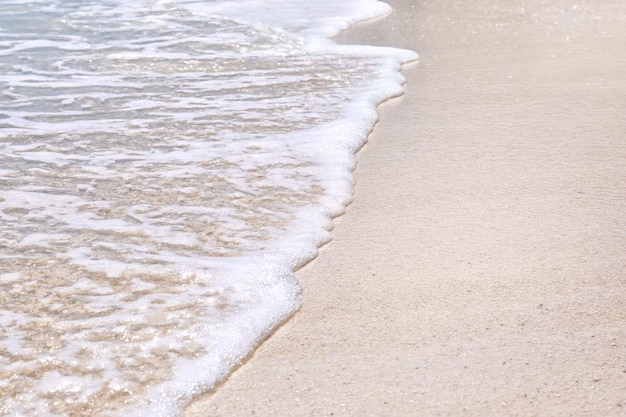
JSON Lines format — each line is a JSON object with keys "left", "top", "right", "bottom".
{"left": 184, "top": 0, "right": 626, "bottom": 415}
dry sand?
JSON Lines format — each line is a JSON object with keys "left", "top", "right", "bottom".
{"left": 185, "top": 0, "right": 626, "bottom": 415}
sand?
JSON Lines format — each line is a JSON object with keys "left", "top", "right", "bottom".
{"left": 184, "top": 0, "right": 626, "bottom": 415}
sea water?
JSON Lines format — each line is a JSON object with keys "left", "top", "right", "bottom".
{"left": 0, "top": 0, "right": 416, "bottom": 415}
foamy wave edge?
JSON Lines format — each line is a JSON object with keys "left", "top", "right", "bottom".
{"left": 138, "top": 2, "right": 418, "bottom": 417}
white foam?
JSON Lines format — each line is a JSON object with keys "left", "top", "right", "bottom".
{"left": 182, "top": 0, "right": 392, "bottom": 38}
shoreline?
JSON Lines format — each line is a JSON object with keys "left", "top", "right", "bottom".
{"left": 185, "top": 0, "right": 626, "bottom": 415}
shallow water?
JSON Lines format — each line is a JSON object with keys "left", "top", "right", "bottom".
{"left": 0, "top": 0, "right": 416, "bottom": 415}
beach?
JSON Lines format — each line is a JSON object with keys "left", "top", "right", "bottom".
{"left": 3, "top": 2, "right": 417, "bottom": 414}
{"left": 184, "top": 0, "right": 626, "bottom": 415}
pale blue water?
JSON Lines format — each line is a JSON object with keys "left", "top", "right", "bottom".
{"left": 0, "top": 0, "right": 416, "bottom": 415}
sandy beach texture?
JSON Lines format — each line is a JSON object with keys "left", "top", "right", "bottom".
{"left": 185, "top": 0, "right": 626, "bottom": 415}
